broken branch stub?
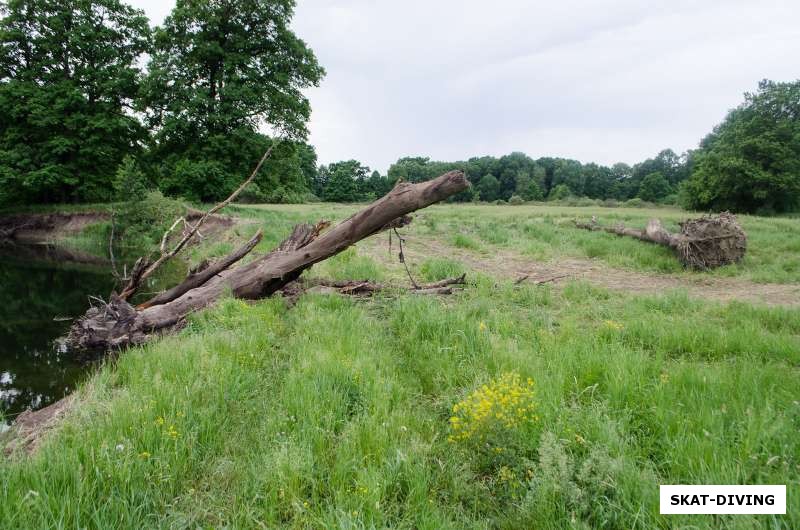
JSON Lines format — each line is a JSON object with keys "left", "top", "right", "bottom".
{"left": 66, "top": 170, "right": 470, "bottom": 351}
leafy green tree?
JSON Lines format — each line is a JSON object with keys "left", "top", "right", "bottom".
{"left": 113, "top": 156, "right": 149, "bottom": 201}
{"left": 322, "top": 160, "right": 369, "bottom": 202}
{"left": 548, "top": 183, "right": 572, "bottom": 201}
{"left": 476, "top": 174, "right": 500, "bottom": 202}
{"left": 514, "top": 172, "right": 543, "bottom": 200}
{"left": 681, "top": 79, "right": 800, "bottom": 213}
{"left": 637, "top": 172, "right": 671, "bottom": 202}
{"left": 551, "top": 159, "right": 584, "bottom": 196}
{"left": 144, "top": 0, "right": 324, "bottom": 201}
{"left": 0, "top": 0, "right": 150, "bottom": 205}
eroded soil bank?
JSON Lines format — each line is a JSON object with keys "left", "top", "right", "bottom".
{"left": 0, "top": 212, "right": 108, "bottom": 241}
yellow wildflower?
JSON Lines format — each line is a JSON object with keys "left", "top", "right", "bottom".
{"left": 448, "top": 372, "right": 538, "bottom": 443}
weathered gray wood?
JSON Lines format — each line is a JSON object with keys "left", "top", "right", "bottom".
{"left": 66, "top": 170, "right": 470, "bottom": 350}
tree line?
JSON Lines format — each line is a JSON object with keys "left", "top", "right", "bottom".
{"left": 1, "top": 1, "right": 797, "bottom": 214}
{"left": 314, "top": 80, "right": 799, "bottom": 214}
{"left": 312, "top": 149, "right": 688, "bottom": 205}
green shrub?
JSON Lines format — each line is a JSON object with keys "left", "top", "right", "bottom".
{"left": 113, "top": 156, "right": 149, "bottom": 202}
{"left": 508, "top": 194, "right": 525, "bottom": 205}
{"left": 115, "top": 191, "right": 185, "bottom": 247}
{"left": 452, "top": 233, "right": 480, "bottom": 250}
{"left": 419, "top": 257, "right": 465, "bottom": 281}
{"left": 236, "top": 183, "right": 266, "bottom": 204}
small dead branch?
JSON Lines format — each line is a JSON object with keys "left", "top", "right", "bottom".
{"left": 136, "top": 230, "right": 264, "bottom": 309}
{"left": 117, "top": 142, "right": 277, "bottom": 300}
{"left": 108, "top": 208, "right": 120, "bottom": 280}
{"left": 514, "top": 273, "right": 570, "bottom": 285}
{"left": 575, "top": 212, "right": 747, "bottom": 269}
{"left": 290, "top": 274, "right": 467, "bottom": 299}
{"left": 393, "top": 227, "right": 420, "bottom": 289}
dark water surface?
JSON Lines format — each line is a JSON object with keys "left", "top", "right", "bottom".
{"left": 0, "top": 243, "right": 119, "bottom": 425}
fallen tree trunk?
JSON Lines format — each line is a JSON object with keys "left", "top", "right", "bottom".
{"left": 136, "top": 230, "right": 264, "bottom": 310}
{"left": 275, "top": 275, "right": 467, "bottom": 306}
{"left": 66, "top": 170, "right": 469, "bottom": 350}
{"left": 575, "top": 212, "right": 747, "bottom": 269}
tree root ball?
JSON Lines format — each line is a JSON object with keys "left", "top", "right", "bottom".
{"left": 676, "top": 212, "right": 747, "bottom": 269}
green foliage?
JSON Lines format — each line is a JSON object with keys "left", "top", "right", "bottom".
{"left": 508, "top": 194, "right": 525, "bottom": 205}
{"left": 681, "top": 79, "right": 800, "bottom": 213}
{"left": 236, "top": 182, "right": 267, "bottom": 204}
{"left": 145, "top": 0, "right": 323, "bottom": 140}
{"left": 548, "top": 183, "right": 572, "bottom": 201}
{"left": 418, "top": 257, "right": 465, "bottom": 282}
{"left": 154, "top": 131, "right": 315, "bottom": 203}
{"left": 452, "top": 233, "right": 480, "bottom": 250}
{"left": 0, "top": 0, "right": 150, "bottom": 205}
{"left": 637, "top": 171, "right": 672, "bottom": 202}
{"left": 115, "top": 191, "right": 185, "bottom": 247}
{"left": 113, "top": 156, "right": 149, "bottom": 202}
{"left": 320, "top": 160, "right": 371, "bottom": 202}
{"left": 143, "top": 0, "right": 323, "bottom": 202}
{"left": 476, "top": 174, "right": 501, "bottom": 201}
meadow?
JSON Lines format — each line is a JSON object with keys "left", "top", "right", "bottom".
{"left": 1, "top": 203, "right": 798, "bottom": 529}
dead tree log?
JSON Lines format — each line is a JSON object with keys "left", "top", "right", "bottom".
{"left": 136, "top": 230, "right": 264, "bottom": 310}
{"left": 575, "top": 212, "right": 747, "bottom": 269}
{"left": 66, "top": 170, "right": 470, "bottom": 350}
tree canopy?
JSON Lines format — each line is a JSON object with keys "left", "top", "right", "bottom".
{"left": 680, "top": 79, "right": 800, "bottom": 214}
{"left": 144, "top": 0, "right": 324, "bottom": 202}
{"left": 0, "top": 4, "right": 795, "bottom": 215}
{"left": 0, "top": 0, "right": 150, "bottom": 204}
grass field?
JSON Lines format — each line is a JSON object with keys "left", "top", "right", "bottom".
{"left": 2, "top": 203, "right": 799, "bottom": 529}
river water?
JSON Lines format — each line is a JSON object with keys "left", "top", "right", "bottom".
{"left": 0, "top": 239, "right": 188, "bottom": 426}
{"left": 0, "top": 242, "right": 120, "bottom": 425}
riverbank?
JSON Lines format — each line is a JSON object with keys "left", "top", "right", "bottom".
{"left": 1, "top": 203, "right": 798, "bottom": 528}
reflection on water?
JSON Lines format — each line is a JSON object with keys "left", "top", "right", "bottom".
{"left": 0, "top": 239, "right": 187, "bottom": 425}
{"left": 0, "top": 242, "right": 117, "bottom": 424}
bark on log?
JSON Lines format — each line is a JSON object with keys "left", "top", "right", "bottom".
{"left": 136, "top": 230, "right": 263, "bottom": 309}
{"left": 66, "top": 171, "right": 470, "bottom": 350}
{"left": 575, "top": 212, "right": 747, "bottom": 269}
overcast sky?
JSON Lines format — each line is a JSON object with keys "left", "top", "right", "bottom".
{"left": 129, "top": 0, "right": 800, "bottom": 172}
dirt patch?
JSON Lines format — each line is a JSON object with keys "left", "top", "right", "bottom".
{"left": 2, "top": 395, "right": 75, "bottom": 456}
{"left": 358, "top": 234, "right": 800, "bottom": 307}
{"left": 184, "top": 209, "right": 236, "bottom": 240}
{"left": 0, "top": 212, "right": 108, "bottom": 241}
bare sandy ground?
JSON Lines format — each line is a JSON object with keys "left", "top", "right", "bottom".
{"left": 358, "top": 234, "right": 800, "bottom": 307}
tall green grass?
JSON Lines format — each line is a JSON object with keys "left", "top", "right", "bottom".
{"left": 2, "top": 203, "right": 798, "bottom": 528}
{"left": 2, "top": 275, "right": 797, "bottom": 528}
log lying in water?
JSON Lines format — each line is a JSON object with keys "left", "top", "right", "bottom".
{"left": 66, "top": 171, "right": 470, "bottom": 350}
{"left": 575, "top": 212, "right": 747, "bottom": 269}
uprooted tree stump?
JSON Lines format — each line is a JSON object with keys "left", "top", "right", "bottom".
{"left": 66, "top": 170, "right": 470, "bottom": 351}
{"left": 575, "top": 212, "right": 747, "bottom": 269}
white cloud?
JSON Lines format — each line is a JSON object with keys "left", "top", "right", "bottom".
{"left": 129, "top": 0, "right": 800, "bottom": 171}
